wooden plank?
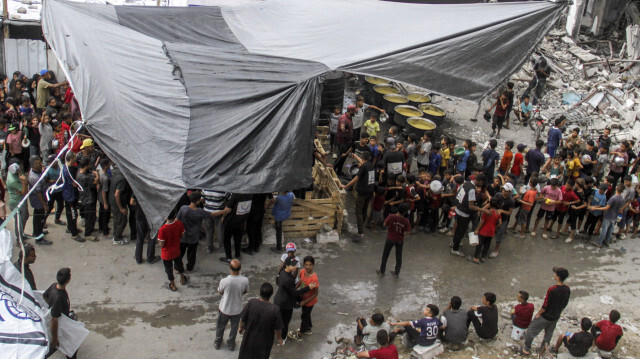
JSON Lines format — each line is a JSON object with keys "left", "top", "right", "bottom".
{"left": 264, "top": 217, "right": 334, "bottom": 225}
{"left": 293, "top": 198, "right": 336, "bottom": 214}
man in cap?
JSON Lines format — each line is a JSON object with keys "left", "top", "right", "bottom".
{"left": 333, "top": 104, "right": 356, "bottom": 176}
{"left": 7, "top": 162, "right": 30, "bottom": 241}
{"left": 36, "top": 71, "right": 66, "bottom": 112}
{"left": 522, "top": 267, "right": 571, "bottom": 356}
{"left": 215, "top": 259, "right": 249, "bottom": 351}
{"left": 28, "top": 155, "right": 51, "bottom": 244}
{"left": 274, "top": 256, "right": 317, "bottom": 346}
{"left": 76, "top": 138, "right": 101, "bottom": 171}
{"left": 488, "top": 182, "right": 515, "bottom": 259}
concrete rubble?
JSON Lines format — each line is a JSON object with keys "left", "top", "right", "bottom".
{"left": 508, "top": 25, "right": 640, "bottom": 147}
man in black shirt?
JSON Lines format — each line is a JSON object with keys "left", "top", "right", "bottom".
{"left": 245, "top": 193, "right": 272, "bottom": 255}
{"left": 219, "top": 193, "right": 254, "bottom": 264}
{"left": 340, "top": 151, "right": 374, "bottom": 242}
{"left": 466, "top": 292, "right": 498, "bottom": 340}
{"left": 523, "top": 267, "right": 571, "bottom": 355}
{"left": 238, "top": 283, "right": 284, "bottom": 358}
{"left": 274, "top": 257, "right": 316, "bottom": 345}
{"left": 550, "top": 317, "right": 593, "bottom": 356}
{"left": 14, "top": 244, "right": 37, "bottom": 290}
{"left": 580, "top": 140, "right": 597, "bottom": 178}
{"left": 44, "top": 268, "right": 76, "bottom": 359}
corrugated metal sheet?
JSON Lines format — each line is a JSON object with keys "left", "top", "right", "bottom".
{"left": 3, "top": 38, "right": 48, "bottom": 77}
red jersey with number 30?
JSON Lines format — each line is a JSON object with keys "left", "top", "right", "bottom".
{"left": 384, "top": 214, "right": 411, "bottom": 242}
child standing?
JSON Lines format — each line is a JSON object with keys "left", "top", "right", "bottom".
{"left": 440, "top": 137, "right": 450, "bottom": 177}
{"left": 511, "top": 290, "right": 534, "bottom": 340}
{"left": 513, "top": 178, "right": 538, "bottom": 238}
{"left": 406, "top": 134, "right": 418, "bottom": 174}
{"left": 369, "top": 186, "right": 386, "bottom": 232}
{"left": 456, "top": 139, "right": 471, "bottom": 175}
{"left": 498, "top": 141, "right": 514, "bottom": 176}
{"left": 363, "top": 114, "right": 380, "bottom": 140}
{"left": 428, "top": 144, "right": 442, "bottom": 175}
{"left": 329, "top": 106, "right": 341, "bottom": 156}
{"left": 591, "top": 184, "right": 626, "bottom": 248}
{"left": 481, "top": 139, "right": 500, "bottom": 180}
{"left": 471, "top": 196, "right": 502, "bottom": 264}
{"left": 595, "top": 147, "right": 609, "bottom": 183}
{"left": 563, "top": 180, "right": 586, "bottom": 243}
{"left": 510, "top": 144, "right": 526, "bottom": 180}
{"left": 377, "top": 203, "right": 411, "bottom": 279}
{"left": 584, "top": 183, "right": 607, "bottom": 237}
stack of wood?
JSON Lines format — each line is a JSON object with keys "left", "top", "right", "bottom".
{"left": 262, "top": 139, "right": 345, "bottom": 239}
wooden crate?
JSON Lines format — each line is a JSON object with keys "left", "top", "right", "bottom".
{"left": 316, "top": 125, "right": 330, "bottom": 150}
{"left": 262, "top": 140, "right": 345, "bottom": 239}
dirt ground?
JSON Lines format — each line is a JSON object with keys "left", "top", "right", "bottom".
{"left": 10, "top": 97, "right": 640, "bottom": 359}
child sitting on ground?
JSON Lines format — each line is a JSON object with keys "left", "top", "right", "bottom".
{"left": 511, "top": 290, "right": 534, "bottom": 340}
{"left": 355, "top": 313, "right": 391, "bottom": 350}
{"left": 389, "top": 304, "right": 444, "bottom": 348}
{"left": 550, "top": 317, "right": 593, "bottom": 357}
{"left": 592, "top": 310, "right": 623, "bottom": 353}
{"left": 356, "top": 330, "right": 398, "bottom": 359}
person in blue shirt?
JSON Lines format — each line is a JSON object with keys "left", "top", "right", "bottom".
{"left": 428, "top": 144, "right": 442, "bottom": 175}
{"left": 456, "top": 139, "right": 471, "bottom": 175}
{"left": 270, "top": 191, "right": 295, "bottom": 253}
{"left": 518, "top": 95, "right": 533, "bottom": 125}
{"left": 389, "top": 304, "right": 444, "bottom": 347}
{"left": 61, "top": 152, "right": 84, "bottom": 242}
{"left": 482, "top": 139, "right": 500, "bottom": 181}
{"left": 547, "top": 117, "right": 564, "bottom": 158}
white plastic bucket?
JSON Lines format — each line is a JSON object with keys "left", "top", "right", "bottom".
{"left": 511, "top": 325, "right": 525, "bottom": 340}
{"left": 468, "top": 232, "right": 479, "bottom": 246}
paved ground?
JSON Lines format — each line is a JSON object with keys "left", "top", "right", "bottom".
{"left": 10, "top": 194, "right": 640, "bottom": 359}
{"left": 9, "top": 94, "right": 640, "bottom": 359}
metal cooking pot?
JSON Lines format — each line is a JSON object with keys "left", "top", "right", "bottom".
{"left": 393, "top": 105, "right": 422, "bottom": 128}
{"left": 614, "top": 156, "right": 625, "bottom": 167}
{"left": 372, "top": 84, "right": 399, "bottom": 105}
{"left": 382, "top": 94, "right": 408, "bottom": 114}
{"left": 419, "top": 104, "right": 446, "bottom": 127}
{"left": 405, "top": 117, "right": 436, "bottom": 138}
{"left": 349, "top": 164, "right": 360, "bottom": 178}
{"left": 406, "top": 93, "right": 431, "bottom": 107}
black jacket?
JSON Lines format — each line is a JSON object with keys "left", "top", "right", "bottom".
{"left": 273, "top": 270, "right": 310, "bottom": 310}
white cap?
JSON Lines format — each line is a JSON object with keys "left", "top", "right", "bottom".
{"left": 502, "top": 183, "right": 514, "bottom": 192}
{"left": 8, "top": 163, "right": 20, "bottom": 174}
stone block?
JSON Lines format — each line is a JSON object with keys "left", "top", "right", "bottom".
{"left": 410, "top": 342, "right": 444, "bottom": 359}
{"left": 557, "top": 352, "right": 601, "bottom": 359}
{"left": 316, "top": 230, "right": 340, "bottom": 244}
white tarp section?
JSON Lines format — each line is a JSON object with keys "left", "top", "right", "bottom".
{"left": 42, "top": 0, "right": 566, "bottom": 231}
{"left": 0, "top": 229, "right": 48, "bottom": 359}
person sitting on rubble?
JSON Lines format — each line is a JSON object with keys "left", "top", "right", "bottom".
{"left": 550, "top": 317, "right": 593, "bottom": 357}
{"left": 592, "top": 310, "right": 623, "bottom": 354}
{"left": 356, "top": 330, "right": 398, "bottom": 359}
{"left": 389, "top": 304, "right": 444, "bottom": 348}
{"left": 466, "top": 293, "right": 499, "bottom": 340}
{"left": 440, "top": 296, "right": 468, "bottom": 348}
{"left": 516, "top": 95, "right": 533, "bottom": 125}
{"left": 355, "top": 313, "right": 391, "bottom": 350}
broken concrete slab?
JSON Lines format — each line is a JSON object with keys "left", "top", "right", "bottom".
{"left": 568, "top": 46, "right": 600, "bottom": 62}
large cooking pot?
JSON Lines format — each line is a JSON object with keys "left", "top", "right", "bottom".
{"left": 418, "top": 104, "right": 446, "bottom": 127}
{"left": 372, "top": 84, "right": 400, "bottom": 105}
{"left": 393, "top": 105, "right": 423, "bottom": 128}
{"left": 406, "top": 93, "right": 431, "bottom": 108}
{"left": 382, "top": 94, "right": 408, "bottom": 114}
{"left": 362, "top": 76, "right": 390, "bottom": 104}
{"left": 405, "top": 117, "right": 436, "bottom": 138}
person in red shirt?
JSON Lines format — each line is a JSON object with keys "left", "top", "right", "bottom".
{"left": 471, "top": 196, "right": 502, "bottom": 264}
{"left": 487, "top": 91, "right": 509, "bottom": 139}
{"left": 498, "top": 141, "right": 514, "bottom": 176}
{"left": 356, "top": 330, "right": 398, "bottom": 359}
{"left": 593, "top": 310, "right": 623, "bottom": 352}
{"left": 291, "top": 255, "right": 319, "bottom": 339}
{"left": 510, "top": 144, "right": 526, "bottom": 178}
{"left": 377, "top": 203, "right": 411, "bottom": 279}
{"left": 512, "top": 291, "right": 534, "bottom": 334}
{"left": 158, "top": 209, "right": 187, "bottom": 291}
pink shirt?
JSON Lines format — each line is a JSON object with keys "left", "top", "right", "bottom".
{"left": 540, "top": 185, "right": 562, "bottom": 212}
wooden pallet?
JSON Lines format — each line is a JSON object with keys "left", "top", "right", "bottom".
{"left": 316, "top": 126, "right": 330, "bottom": 150}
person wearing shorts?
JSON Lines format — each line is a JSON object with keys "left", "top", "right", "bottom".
{"left": 532, "top": 178, "right": 562, "bottom": 239}
{"left": 487, "top": 92, "right": 509, "bottom": 139}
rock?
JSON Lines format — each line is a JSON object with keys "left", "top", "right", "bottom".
{"left": 17, "top": 7, "right": 27, "bottom": 14}
{"left": 585, "top": 68, "right": 599, "bottom": 78}
{"left": 317, "top": 230, "right": 340, "bottom": 244}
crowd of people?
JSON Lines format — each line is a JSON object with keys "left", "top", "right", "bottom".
{"left": 2, "top": 66, "right": 636, "bottom": 359}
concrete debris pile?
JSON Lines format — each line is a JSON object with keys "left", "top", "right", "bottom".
{"left": 510, "top": 26, "right": 640, "bottom": 145}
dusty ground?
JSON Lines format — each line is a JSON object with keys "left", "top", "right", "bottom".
{"left": 9, "top": 96, "right": 640, "bottom": 359}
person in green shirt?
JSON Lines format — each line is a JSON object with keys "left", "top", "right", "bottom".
{"left": 7, "top": 162, "right": 29, "bottom": 240}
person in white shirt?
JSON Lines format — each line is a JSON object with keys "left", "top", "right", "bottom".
{"left": 215, "top": 259, "right": 249, "bottom": 352}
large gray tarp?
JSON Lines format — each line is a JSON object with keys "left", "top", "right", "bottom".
{"left": 42, "top": 0, "right": 564, "bottom": 231}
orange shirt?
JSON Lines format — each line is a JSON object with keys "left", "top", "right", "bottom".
{"left": 499, "top": 150, "right": 513, "bottom": 171}
{"left": 299, "top": 269, "right": 319, "bottom": 307}
{"left": 521, "top": 189, "right": 537, "bottom": 211}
